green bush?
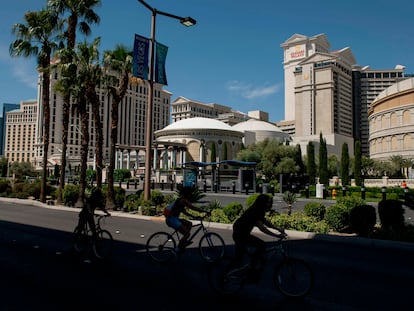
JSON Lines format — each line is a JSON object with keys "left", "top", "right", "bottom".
{"left": 269, "top": 212, "right": 329, "bottom": 234}
{"left": 223, "top": 202, "right": 244, "bottom": 223}
{"left": 349, "top": 204, "right": 376, "bottom": 236}
{"left": 113, "top": 186, "right": 126, "bottom": 210}
{"left": 0, "top": 179, "right": 12, "bottom": 196}
{"left": 63, "top": 184, "right": 80, "bottom": 206}
{"left": 303, "top": 202, "right": 326, "bottom": 221}
{"left": 336, "top": 196, "right": 365, "bottom": 210}
{"left": 378, "top": 199, "right": 405, "bottom": 232}
{"left": 123, "top": 193, "right": 141, "bottom": 212}
{"left": 210, "top": 208, "right": 230, "bottom": 224}
{"left": 325, "top": 204, "right": 350, "bottom": 232}
{"left": 151, "top": 190, "right": 165, "bottom": 207}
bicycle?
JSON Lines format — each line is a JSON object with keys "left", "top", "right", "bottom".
{"left": 146, "top": 213, "right": 225, "bottom": 263}
{"left": 73, "top": 212, "right": 113, "bottom": 260}
{"left": 208, "top": 231, "right": 314, "bottom": 298}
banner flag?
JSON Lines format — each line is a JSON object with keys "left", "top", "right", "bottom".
{"left": 155, "top": 42, "right": 168, "bottom": 85}
{"left": 133, "top": 34, "right": 149, "bottom": 80}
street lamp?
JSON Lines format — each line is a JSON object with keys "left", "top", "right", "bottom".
{"left": 137, "top": 0, "right": 196, "bottom": 200}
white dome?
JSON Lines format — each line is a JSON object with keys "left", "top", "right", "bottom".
{"left": 160, "top": 117, "right": 234, "bottom": 131}
{"left": 232, "top": 119, "right": 283, "bottom": 132}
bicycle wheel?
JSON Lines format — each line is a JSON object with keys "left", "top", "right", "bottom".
{"left": 208, "top": 256, "right": 244, "bottom": 296}
{"left": 93, "top": 229, "right": 113, "bottom": 260}
{"left": 146, "top": 232, "right": 176, "bottom": 263}
{"left": 273, "top": 257, "right": 314, "bottom": 298}
{"left": 199, "top": 232, "right": 225, "bottom": 263}
{"left": 73, "top": 226, "right": 88, "bottom": 254}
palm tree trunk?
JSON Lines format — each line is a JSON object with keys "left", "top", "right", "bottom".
{"left": 75, "top": 98, "right": 89, "bottom": 208}
{"left": 57, "top": 94, "right": 70, "bottom": 203}
{"left": 40, "top": 69, "right": 51, "bottom": 203}
{"left": 106, "top": 93, "right": 119, "bottom": 210}
{"left": 89, "top": 88, "right": 103, "bottom": 188}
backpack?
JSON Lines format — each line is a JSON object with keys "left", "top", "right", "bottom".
{"left": 163, "top": 199, "right": 177, "bottom": 217}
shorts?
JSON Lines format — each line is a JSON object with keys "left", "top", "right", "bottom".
{"left": 166, "top": 216, "right": 182, "bottom": 230}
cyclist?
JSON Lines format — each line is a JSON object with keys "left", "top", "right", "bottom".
{"left": 230, "top": 193, "right": 285, "bottom": 276}
{"left": 164, "top": 186, "right": 208, "bottom": 252}
{"left": 76, "top": 187, "right": 110, "bottom": 238}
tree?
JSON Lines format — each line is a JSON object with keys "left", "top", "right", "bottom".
{"left": 340, "top": 143, "right": 350, "bottom": 186}
{"left": 354, "top": 140, "right": 362, "bottom": 186}
{"left": 306, "top": 141, "right": 316, "bottom": 185}
{"left": 319, "top": 133, "right": 328, "bottom": 185}
{"left": 103, "top": 44, "right": 133, "bottom": 210}
{"left": 294, "top": 144, "right": 305, "bottom": 176}
{"left": 71, "top": 39, "right": 100, "bottom": 208}
{"left": 328, "top": 154, "right": 339, "bottom": 178}
{"left": 10, "top": 9, "right": 60, "bottom": 203}
{"left": 49, "top": 0, "right": 101, "bottom": 203}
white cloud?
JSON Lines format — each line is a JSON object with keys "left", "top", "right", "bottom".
{"left": 226, "top": 80, "right": 281, "bottom": 100}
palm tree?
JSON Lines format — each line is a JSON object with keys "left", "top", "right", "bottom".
{"left": 10, "top": 9, "right": 60, "bottom": 203}
{"left": 71, "top": 38, "right": 101, "bottom": 208}
{"left": 102, "top": 45, "right": 133, "bottom": 210}
{"left": 48, "top": 0, "right": 101, "bottom": 203}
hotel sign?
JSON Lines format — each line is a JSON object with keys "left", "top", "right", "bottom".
{"left": 287, "top": 44, "right": 306, "bottom": 61}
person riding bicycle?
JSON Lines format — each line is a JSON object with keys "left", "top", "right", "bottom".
{"left": 164, "top": 186, "right": 209, "bottom": 252}
{"left": 230, "top": 193, "right": 285, "bottom": 276}
{"left": 77, "top": 187, "right": 110, "bottom": 238}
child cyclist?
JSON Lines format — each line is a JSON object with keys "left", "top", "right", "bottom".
{"left": 164, "top": 186, "right": 209, "bottom": 251}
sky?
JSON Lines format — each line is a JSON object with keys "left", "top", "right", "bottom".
{"left": 1, "top": 0, "right": 414, "bottom": 123}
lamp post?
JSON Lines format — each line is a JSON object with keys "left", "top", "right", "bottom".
{"left": 137, "top": 0, "right": 196, "bottom": 200}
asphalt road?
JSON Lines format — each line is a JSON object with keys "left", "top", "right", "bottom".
{"left": 1, "top": 198, "right": 414, "bottom": 310}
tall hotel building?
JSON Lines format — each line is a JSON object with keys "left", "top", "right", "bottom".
{"left": 32, "top": 69, "right": 171, "bottom": 170}
{"left": 4, "top": 100, "right": 38, "bottom": 163}
{"left": 280, "top": 33, "right": 356, "bottom": 156}
{"left": 352, "top": 65, "right": 406, "bottom": 155}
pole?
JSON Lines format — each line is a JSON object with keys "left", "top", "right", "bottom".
{"left": 144, "top": 11, "right": 156, "bottom": 201}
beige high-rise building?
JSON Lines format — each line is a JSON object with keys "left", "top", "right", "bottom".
{"left": 352, "top": 65, "right": 406, "bottom": 156}
{"left": 281, "top": 33, "right": 356, "bottom": 156}
{"left": 4, "top": 99, "right": 38, "bottom": 164}
{"left": 33, "top": 71, "right": 171, "bottom": 171}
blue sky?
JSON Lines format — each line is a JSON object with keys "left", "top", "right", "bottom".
{"left": 1, "top": 0, "right": 414, "bottom": 122}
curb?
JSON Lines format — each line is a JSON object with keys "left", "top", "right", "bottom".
{"left": 3, "top": 197, "right": 414, "bottom": 251}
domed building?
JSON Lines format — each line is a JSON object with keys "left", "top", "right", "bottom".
{"left": 154, "top": 117, "right": 244, "bottom": 170}
{"left": 232, "top": 119, "right": 291, "bottom": 146}
{"left": 368, "top": 77, "right": 414, "bottom": 161}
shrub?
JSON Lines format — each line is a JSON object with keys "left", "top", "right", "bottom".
{"left": 325, "top": 204, "right": 350, "bottom": 232}
{"left": 336, "top": 196, "right": 365, "bottom": 210}
{"left": 114, "top": 186, "right": 126, "bottom": 210}
{"left": 175, "top": 184, "right": 205, "bottom": 202}
{"left": 349, "top": 204, "right": 376, "bottom": 236}
{"left": 0, "top": 179, "right": 12, "bottom": 196}
{"left": 269, "top": 212, "right": 329, "bottom": 234}
{"left": 223, "top": 202, "right": 244, "bottom": 223}
{"left": 208, "top": 199, "right": 222, "bottom": 210}
{"left": 303, "top": 202, "right": 326, "bottom": 221}
{"left": 123, "top": 193, "right": 141, "bottom": 212}
{"left": 378, "top": 199, "right": 405, "bottom": 232}
{"left": 151, "top": 190, "right": 165, "bottom": 207}
{"left": 63, "top": 184, "right": 80, "bottom": 206}
{"left": 210, "top": 208, "right": 230, "bottom": 224}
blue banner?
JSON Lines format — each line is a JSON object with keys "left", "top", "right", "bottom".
{"left": 133, "top": 34, "right": 149, "bottom": 80}
{"left": 155, "top": 42, "right": 168, "bottom": 85}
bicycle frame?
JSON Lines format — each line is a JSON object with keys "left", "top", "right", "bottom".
{"left": 170, "top": 218, "right": 208, "bottom": 244}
